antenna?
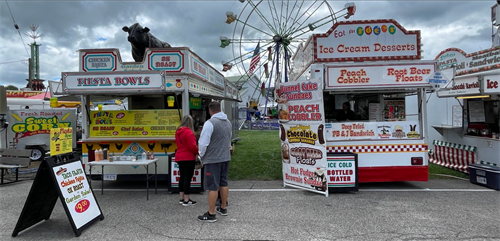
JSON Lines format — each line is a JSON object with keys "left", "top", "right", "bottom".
{"left": 24, "top": 24, "right": 43, "bottom": 42}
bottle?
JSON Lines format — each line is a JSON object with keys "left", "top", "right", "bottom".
{"left": 142, "top": 151, "right": 146, "bottom": 160}
{"left": 103, "top": 148, "right": 108, "bottom": 160}
{"left": 150, "top": 151, "right": 154, "bottom": 160}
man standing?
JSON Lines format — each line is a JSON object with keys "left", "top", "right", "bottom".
{"left": 197, "top": 101, "right": 232, "bottom": 222}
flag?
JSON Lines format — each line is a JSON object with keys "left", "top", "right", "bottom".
{"left": 261, "top": 82, "right": 266, "bottom": 95}
{"left": 263, "top": 62, "right": 269, "bottom": 78}
{"left": 248, "top": 42, "right": 260, "bottom": 75}
{"left": 267, "top": 46, "right": 272, "bottom": 61}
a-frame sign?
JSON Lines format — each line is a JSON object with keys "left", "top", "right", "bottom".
{"left": 12, "top": 152, "right": 104, "bottom": 237}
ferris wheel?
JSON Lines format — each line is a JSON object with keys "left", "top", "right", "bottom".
{"left": 219, "top": 0, "right": 356, "bottom": 90}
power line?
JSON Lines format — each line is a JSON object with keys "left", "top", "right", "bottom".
{"left": 0, "top": 60, "right": 24, "bottom": 65}
{"left": 5, "top": 0, "right": 30, "bottom": 58}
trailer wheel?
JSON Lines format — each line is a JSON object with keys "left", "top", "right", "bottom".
{"left": 27, "top": 146, "right": 45, "bottom": 162}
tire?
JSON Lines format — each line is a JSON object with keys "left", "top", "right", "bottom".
{"left": 27, "top": 146, "right": 45, "bottom": 162}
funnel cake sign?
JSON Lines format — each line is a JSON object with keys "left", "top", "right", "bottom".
{"left": 279, "top": 78, "right": 328, "bottom": 196}
{"left": 313, "top": 19, "right": 421, "bottom": 62}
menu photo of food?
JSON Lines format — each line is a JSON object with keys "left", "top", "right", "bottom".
{"left": 281, "top": 142, "right": 290, "bottom": 164}
{"left": 278, "top": 103, "right": 289, "bottom": 122}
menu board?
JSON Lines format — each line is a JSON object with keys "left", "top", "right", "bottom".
{"left": 468, "top": 100, "right": 485, "bottom": 123}
{"left": 278, "top": 78, "right": 328, "bottom": 196}
{"left": 369, "top": 103, "right": 382, "bottom": 121}
{"left": 50, "top": 128, "right": 73, "bottom": 156}
{"left": 52, "top": 161, "right": 101, "bottom": 229}
{"left": 452, "top": 105, "right": 463, "bottom": 127}
{"left": 90, "top": 110, "right": 181, "bottom": 137}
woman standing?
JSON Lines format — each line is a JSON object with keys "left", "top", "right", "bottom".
{"left": 175, "top": 115, "right": 199, "bottom": 206}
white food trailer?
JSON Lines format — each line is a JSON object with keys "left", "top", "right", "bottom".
{"left": 57, "top": 47, "right": 241, "bottom": 181}
{"left": 290, "top": 19, "right": 436, "bottom": 183}
{"left": 429, "top": 46, "right": 500, "bottom": 172}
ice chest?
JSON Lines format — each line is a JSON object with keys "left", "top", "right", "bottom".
{"left": 469, "top": 164, "right": 500, "bottom": 191}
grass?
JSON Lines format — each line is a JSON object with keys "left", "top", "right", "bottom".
{"left": 229, "top": 130, "right": 470, "bottom": 180}
{"left": 428, "top": 162, "right": 470, "bottom": 179}
{"left": 229, "top": 130, "right": 282, "bottom": 180}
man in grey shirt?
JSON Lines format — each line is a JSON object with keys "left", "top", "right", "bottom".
{"left": 197, "top": 101, "right": 232, "bottom": 222}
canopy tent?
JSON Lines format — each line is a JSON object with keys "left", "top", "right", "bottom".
{"left": 26, "top": 91, "right": 50, "bottom": 100}
{"left": 259, "top": 100, "right": 277, "bottom": 108}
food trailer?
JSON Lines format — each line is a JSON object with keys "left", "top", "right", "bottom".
{"left": 289, "top": 19, "right": 435, "bottom": 183}
{"left": 58, "top": 47, "right": 240, "bottom": 181}
{"left": 429, "top": 46, "right": 500, "bottom": 173}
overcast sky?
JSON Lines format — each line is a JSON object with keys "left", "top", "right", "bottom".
{"left": 0, "top": 1, "right": 496, "bottom": 89}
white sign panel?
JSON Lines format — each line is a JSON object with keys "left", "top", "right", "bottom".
{"left": 314, "top": 19, "right": 421, "bottom": 62}
{"left": 483, "top": 75, "right": 500, "bottom": 94}
{"left": 435, "top": 48, "right": 500, "bottom": 76}
{"left": 437, "top": 76, "right": 480, "bottom": 97}
{"left": 62, "top": 71, "right": 164, "bottom": 93}
{"left": 325, "top": 121, "right": 421, "bottom": 141}
{"left": 52, "top": 161, "right": 101, "bottom": 229}
{"left": 326, "top": 63, "right": 435, "bottom": 89}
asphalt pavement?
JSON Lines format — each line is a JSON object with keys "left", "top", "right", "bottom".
{"left": 1, "top": 177, "right": 499, "bottom": 241}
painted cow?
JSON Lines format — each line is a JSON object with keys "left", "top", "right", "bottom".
{"left": 122, "top": 23, "right": 171, "bottom": 62}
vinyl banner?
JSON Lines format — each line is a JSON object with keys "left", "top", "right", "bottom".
{"left": 278, "top": 78, "right": 328, "bottom": 196}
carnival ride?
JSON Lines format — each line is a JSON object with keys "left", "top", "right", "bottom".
{"left": 219, "top": 0, "right": 356, "bottom": 109}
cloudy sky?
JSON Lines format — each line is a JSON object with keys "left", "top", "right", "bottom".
{"left": 0, "top": 0, "right": 496, "bottom": 89}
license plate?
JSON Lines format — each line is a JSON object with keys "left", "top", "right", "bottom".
{"left": 104, "top": 174, "right": 117, "bottom": 181}
{"left": 476, "top": 176, "right": 487, "bottom": 185}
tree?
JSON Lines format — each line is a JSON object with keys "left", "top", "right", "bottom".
{"left": 5, "top": 85, "right": 19, "bottom": 90}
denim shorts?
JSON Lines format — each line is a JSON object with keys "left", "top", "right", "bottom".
{"left": 203, "top": 161, "right": 230, "bottom": 191}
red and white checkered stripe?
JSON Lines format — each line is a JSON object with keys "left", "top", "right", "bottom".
{"left": 429, "top": 145, "right": 476, "bottom": 173}
{"left": 327, "top": 144, "right": 428, "bottom": 153}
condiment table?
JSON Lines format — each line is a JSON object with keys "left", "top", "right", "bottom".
{"left": 88, "top": 158, "right": 158, "bottom": 200}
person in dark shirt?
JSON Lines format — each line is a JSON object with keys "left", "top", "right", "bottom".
{"left": 337, "top": 102, "right": 356, "bottom": 121}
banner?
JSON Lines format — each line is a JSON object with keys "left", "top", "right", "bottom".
{"left": 50, "top": 127, "right": 73, "bottom": 156}
{"left": 90, "top": 110, "right": 181, "bottom": 137}
{"left": 278, "top": 78, "right": 327, "bottom": 196}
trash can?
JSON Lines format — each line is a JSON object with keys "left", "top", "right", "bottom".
{"left": 469, "top": 164, "right": 500, "bottom": 191}
{"left": 168, "top": 153, "right": 204, "bottom": 193}
{"left": 326, "top": 152, "right": 358, "bottom": 193}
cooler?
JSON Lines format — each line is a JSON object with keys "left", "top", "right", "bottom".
{"left": 327, "top": 152, "right": 359, "bottom": 193}
{"left": 469, "top": 164, "right": 500, "bottom": 191}
{"left": 168, "top": 153, "right": 204, "bottom": 193}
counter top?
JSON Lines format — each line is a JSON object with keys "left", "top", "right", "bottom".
{"left": 89, "top": 158, "right": 159, "bottom": 166}
{"left": 80, "top": 137, "right": 175, "bottom": 143}
{"left": 463, "top": 135, "right": 500, "bottom": 141}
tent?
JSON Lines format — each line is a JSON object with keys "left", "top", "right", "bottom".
{"left": 259, "top": 100, "right": 277, "bottom": 108}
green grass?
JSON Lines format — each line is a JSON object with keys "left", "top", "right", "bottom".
{"left": 229, "top": 130, "right": 282, "bottom": 180}
{"left": 229, "top": 130, "right": 470, "bottom": 180}
{"left": 428, "top": 162, "right": 470, "bottom": 179}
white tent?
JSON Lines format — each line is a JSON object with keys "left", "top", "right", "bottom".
{"left": 259, "top": 100, "right": 277, "bottom": 108}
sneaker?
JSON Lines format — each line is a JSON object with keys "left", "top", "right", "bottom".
{"left": 182, "top": 199, "right": 196, "bottom": 206}
{"left": 197, "top": 211, "right": 217, "bottom": 222}
{"left": 216, "top": 207, "right": 228, "bottom": 216}
{"left": 179, "top": 199, "right": 183, "bottom": 204}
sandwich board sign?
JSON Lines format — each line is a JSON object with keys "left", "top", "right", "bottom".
{"left": 12, "top": 153, "right": 104, "bottom": 237}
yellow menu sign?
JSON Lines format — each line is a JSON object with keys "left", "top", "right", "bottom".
{"left": 90, "top": 110, "right": 181, "bottom": 137}
{"left": 50, "top": 127, "right": 73, "bottom": 156}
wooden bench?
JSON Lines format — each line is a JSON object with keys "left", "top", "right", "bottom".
{"left": 0, "top": 149, "right": 32, "bottom": 184}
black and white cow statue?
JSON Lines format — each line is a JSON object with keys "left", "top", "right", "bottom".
{"left": 122, "top": 23, "right": 171, "bottom": 62}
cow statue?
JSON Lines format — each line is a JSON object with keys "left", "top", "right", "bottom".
{"left": 122, "top": 23, "right": 171, "bottom": 62}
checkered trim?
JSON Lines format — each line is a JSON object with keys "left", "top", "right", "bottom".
{"left": 327, "top": 144, "right": 428, "bottom": 153}
{"left": 433, "top": 140, "right": 477, "bottom": 152}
